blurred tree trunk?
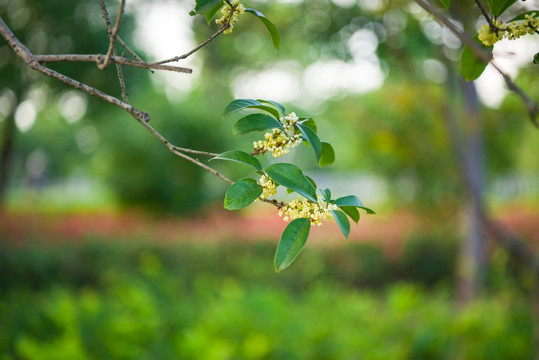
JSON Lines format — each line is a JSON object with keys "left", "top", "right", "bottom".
{"left": 456, "top": 80, "right": 486, "bottom": 304}
{"left": 443, "top": 66, "right": 486, "bottom": 304}
{"left": 0, "top": 109, "right": 16, "bottom": 207}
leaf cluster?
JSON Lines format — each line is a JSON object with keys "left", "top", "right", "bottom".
{"left": 211, "top": 99, "right": 374, "bottom": 271}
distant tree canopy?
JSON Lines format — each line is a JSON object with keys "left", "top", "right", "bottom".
{"left": 0, "top": 0, "right": 537, "bottom": 216}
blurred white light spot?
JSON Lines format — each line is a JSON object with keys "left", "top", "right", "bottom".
{"left": 76, "top": 125, "right": 100, "bottom": 154}
{"left": 331, "top": 0, "right": 357, "bottom": 9}
{"left": 359, "top": 0, "right": 386, "bottom": 12}
{"left": 423, "top": 59, "right": 447, "bottom": 83}
{"left": 275, "top": 0, "right": 303, "bottom": 4}
{"left": 383, "top": 10, "right": 407, "bottom": 36}
{"left": 28, "top": 85, "right": 49, "bottom": 111}
{"left": 442, "top": 28, "right": 461, "bottom": 49}
{"left": 135, "top": 2, "right": 198, "bottom": 98}
{"left": 58, "top": 91, "right": 87, "bottom": 124}
{"left": 474, "top": 65, "right": 507, "bottom": 108}
{"left": 14, "top": 100, "right": 36, "bottom": 132}
{"left": 233, "top": 61, "right": 302, "bottom": 103}
{"left": 303, "top": 58, "right": 384, "bottom": 99}
{"left": 421, "top": 20, "right": 443, "bottom": 44}
{"left": 0, "top": 88, "right": 17, "bottom": 118}
{"left": 348, "top": 29, "right": 379, "bottom": 60}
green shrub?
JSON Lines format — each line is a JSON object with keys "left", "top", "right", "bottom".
{"left": 0, "top": 240, "right": 533, "bottom": 359}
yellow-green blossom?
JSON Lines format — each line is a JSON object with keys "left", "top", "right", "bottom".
{"left": 253, "top": 112, "right": 303, "bottom": 157}
{"left": 478, "top": 13, "right": 538, "bottom": 46}
{"left": 216, "top": 0, "right": 245, "bottom": 34}
{"left": 278, "top": 197, "right": 338, "bottom": 226}
{"left": 259, "top": 175, "right": 277, "bottom": 199}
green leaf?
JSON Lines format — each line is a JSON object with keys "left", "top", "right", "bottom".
{"left": 305, "top": 175, "right": 317, "bottom": 190}
{"left": 297, "top": 123, "right": 322, "bottom": 162}
{"left": 508, "top": 10, "right": 539, "bottom": 22}
{"left": 245, "top": 8, "right": 280, "bottom": 50}
{"left": 224, "top": 178, "right": 262, "bottom": 210}
{"left": 232, "top": 114, "right": 283, "bottom": 136}
{"left": 334, "top": 195, "right": 376, "bottom": 214}
{"left": 222, "top": 98, "right": 281, "bottom": 118}
{"left": 205, "top": 1, "right": 224, "bottom": 23}
{"left": 250, "top": 105, "right": 281, "bottom": 119}
{"left": 439, "top": 0, "right": 451, "bottom": 8}
{"left": 299, "top": 118, "right": 317, "bottom": 133}
{"left": 487, "top": 0, "right": 518, "bottom": 18}
{"left": 210, "top": 151, "right": 262, "bottom": 171}
{"left": 340, "top": 206, "right": 360, "bottom": 224}
{"left": 265, "top": 163, "right": 317, "bottom": 202}
{"left": 330, "top": 210, "right": 350, "bottom": 240}
{"left": 191, "top": 0, "right": 222, "bottom": 16}
{"left": 223, "top": 99, "right": 263, "bottom": 117}
{"left": 334, "top": 195, "right": 364, "bottom": 207}
{"left": 257, "top": 99, "right": 286, "bottom": 114}
{"left": 320, "top": 188, "right": 331, "bottom": 203}
{"left": 460, "top": 38, "right": 492, "bottom": 81}
{"left": 274, "top": 218, "right": 310, "bottom": 272}
{"left": 319, "top": 142, "right": 335, "bottom": 167}
{"left": 534, "top": 52, "right": 539, "bottom": 64}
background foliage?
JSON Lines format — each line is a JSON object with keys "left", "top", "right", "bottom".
{"left": 0, "top": 238, "right": 534, "bottom": 360}
{"left": 1, "top": 0, "right": 538, "bottom": 358}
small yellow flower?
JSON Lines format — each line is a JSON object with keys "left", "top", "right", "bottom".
{"left": 259, "top": 175, "right": 277, "bottom": 198}
{"left": 279, "top": 197, "right": 337, "bottom": 226}
{"left": 477, "top": 13, "right": 538, "bottom": 46}
{"left": 253, "top": 113, "right": 303, "bottom": 157}
{"left": 215, "top": 0, "right": 245, "bottom": 34}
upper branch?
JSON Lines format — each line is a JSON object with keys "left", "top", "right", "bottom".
{"left": 414, "top": 0, "right": 538, "bottom": 124}
{"left": 35, "top": 54, "right": 192, "bottom": 74}
{"left": 0, "top": 15, "right": 242, "bottom": 195}
{"left": 152, "top": 24, "right": 229, "bottom": 65}
{"left": 98, "top": 0, "right": 126, "bottom": 70}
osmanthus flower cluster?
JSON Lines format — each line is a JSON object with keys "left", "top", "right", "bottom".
{"left": 258, "top": 174, "right": 277, "bottom": 198}
{"left": 279, "top": 198, "right": 338, "bottom": 226}
{"left": 253, "top": 112, "right": 303, "bottom": 157}
{"left": 455, "top": 1, "right": 539, "bottom": 82}
{"left": 478, "top": 12, "right": 538, "bottom": 46}
{"left": 215, "top": 0, "right": 245, "bottom": 34}
{"left": 211, "top": 99, "right": 374, "bottom": 271}
{"left": 190, "top": 0, "right": 280, "bottom": 50}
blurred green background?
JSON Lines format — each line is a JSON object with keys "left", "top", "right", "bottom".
{"left": 1, "top": 0, "right": 538, "bottom": 358}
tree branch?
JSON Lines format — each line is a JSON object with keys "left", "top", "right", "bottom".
{"left": 414, "top": 0, "right": 538, "bottom": 125}
{"left": 0, "top": 16, "right": 244, "bottom": 198}
{"left": 97, "top": 0, "right": 126, "bottom": 71}
{"left": 98, "top": 0, "right": 129, "bottom": 102}
{"left": 35, "top": 54, "right": 192, "bottom": 74}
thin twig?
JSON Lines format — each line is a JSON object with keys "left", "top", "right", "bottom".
{"left": 152, "top": 25, "right": 229, "bottom": 65}
{"left": 170, "top": 145, "right": 219, "bottom": 157}
{"left": 259, "top": 197, "right": 286, "bottom": 208}
{"left": 414, "top": 0, "right": 538, "bottom": 125}
{"left": 153, "top": 2, "right": 238, "bottom": 66}
{"left": 35, "top": 54, "right": 192, "bottom": 73}
{"left": 97, "top": 0, "right": 146, "bottom": 65}
{"left": 98, "top": 0, "right": 128, "bottom": 102}
{"left": 116, "top": 36, "right": 146, "bottom": 64}
{"left": 473, "top": 0, "right": 498, "bottom": 31}
{"left": 97, "top": 0, "right": 125, "bottom": 70}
